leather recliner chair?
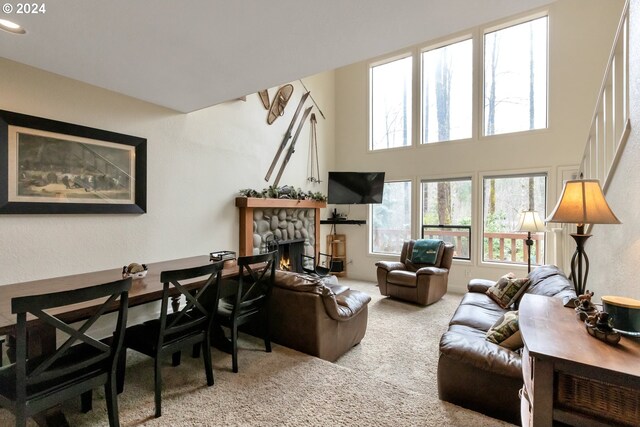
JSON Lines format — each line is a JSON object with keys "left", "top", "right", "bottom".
{"left": 375, "top": 240, "right": 454, "bottom": 306}
{"left": 268, "top": 270, "right": 371, "bottom": 362}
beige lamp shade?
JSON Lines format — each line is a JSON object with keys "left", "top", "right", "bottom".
{"left": 516, "top": 210, "right": 548, "bottom": 233}
{"left": 545, "top": 179, "right": 621, "bottom": 225}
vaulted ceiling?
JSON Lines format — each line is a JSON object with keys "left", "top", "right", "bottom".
{"left": 0, "top": 0, "right": 554, "bottom": 112}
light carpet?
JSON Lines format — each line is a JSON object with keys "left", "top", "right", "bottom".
{"left": 0, "top": 279, "right": 513, "bottom": 426}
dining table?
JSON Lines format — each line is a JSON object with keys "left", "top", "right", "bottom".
{"left": 0, "top": 254, "right": 242, "bottom": 358}
{"left": 0, "top": 254, "right": 243, "bottom": 427}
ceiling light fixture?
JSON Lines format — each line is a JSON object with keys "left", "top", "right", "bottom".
{"left": 0, "top": 19, "right": 26, "bottom": 34}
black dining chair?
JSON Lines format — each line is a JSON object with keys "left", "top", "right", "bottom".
{"left": 0, "top": 277, "right": 131, "bottom": 427}
{"left": 118, "top": 261, "right": 224, "bottom": 418}
{"left": 215, "top": 251, "right": 277, "bottom": 373}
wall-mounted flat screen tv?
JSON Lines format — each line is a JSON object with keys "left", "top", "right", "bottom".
{"left": 327, "top": 171, "right": 385, "bottom": 204}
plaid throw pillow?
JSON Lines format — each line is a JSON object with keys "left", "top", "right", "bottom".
{"left": 486, "top": 310, "right": 523, "bottom": 350}
{"left": 486, "top": 273, "right": 530, "bottom": 309}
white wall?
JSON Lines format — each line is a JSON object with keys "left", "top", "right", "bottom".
{"left": 588, "top": 0, "right": 640, "bottom": 301}
{"left": 333, "top": 0, "right": 625, "bottom": 291}
{"left": 0, "top": 59, "right": 335, "bottom": 285}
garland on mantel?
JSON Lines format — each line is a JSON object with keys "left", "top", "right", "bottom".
{"left": 238, "top": 185, "right": 326, "bottom": 202}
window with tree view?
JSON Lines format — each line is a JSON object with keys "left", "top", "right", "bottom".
{"left": 422, "top": 39, "right": 472, "bottom": 143}
{"left": 370, "top": 56, "right": 412, "bottom": 150}
{"left": 422, "top": 178, "right": 472, "bottom": 259}
{"left": 371, "top": 181, "right": 412, "bottom": 254}
{"left": 484, "top": 16, "right": 548, "bottom": 136}
{"left": 482, "top": 174, "right": 546, "bottom": 266}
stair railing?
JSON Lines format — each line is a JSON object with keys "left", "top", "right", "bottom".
{"left": 553, "top": 1, "right": 630, "bottom": 271}
{"left": 578, "top": 1, "right": 630, "bottom": 192}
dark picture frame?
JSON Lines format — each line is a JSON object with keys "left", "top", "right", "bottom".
{"left": 0, "top": 110, "right": 147, "bottom": 214}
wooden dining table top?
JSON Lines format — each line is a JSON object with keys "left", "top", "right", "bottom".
{"left": 0, "top": 255, "right": 242, "bottom": 335}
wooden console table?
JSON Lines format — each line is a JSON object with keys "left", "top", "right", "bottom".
{"left": 520, "top": 294, "right": 640, "bottom": 426}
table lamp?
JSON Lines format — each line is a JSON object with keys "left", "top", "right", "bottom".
{"left": 516, "top": 210, "right": 547, "bottom": 273}
{"left": 545, "top": 179, "right": 620, "bottom": 296}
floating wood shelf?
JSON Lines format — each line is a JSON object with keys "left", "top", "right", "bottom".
{"left": 320, "top": 219, "right": 366, "bottom": 225}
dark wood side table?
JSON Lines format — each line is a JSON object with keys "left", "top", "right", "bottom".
{"left": 519, "top": 294, "right": 640, "bottom": 426}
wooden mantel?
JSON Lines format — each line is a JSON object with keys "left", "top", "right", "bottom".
{"left": 235, "top": 197, "right": 327, "bottom": 209}
{"left": 235, "top": 197, "right": 327, "bottom": 257}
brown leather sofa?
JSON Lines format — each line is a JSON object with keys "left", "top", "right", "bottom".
{"left": 268, "top": 270, "right": 371, "bottom": 362}
{"left": 437, "top": 265, "right": 576, "bottom": 424}
{"left": 375, "top": 240, "right": 454, "bottom": 305}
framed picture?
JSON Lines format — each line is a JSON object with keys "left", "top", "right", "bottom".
{"left": 0, "top": 110, "right": 146, "bottom": 214}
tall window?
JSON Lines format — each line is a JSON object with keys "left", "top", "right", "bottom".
{"left": 422, "top": 39, "right": 473, "bottom": 143}
{"left": 484, "top": 16, "right": 548, "bottom": 136}
{"left": 371, "top": 181, "right": 412, "bottom": 254}
{"left": 370, "top": 56, "right": 412, "bottom": 150}
{"left": 482, "top": 174, "right": 546, "bottom": 265}
{"left": 421, "top": 178, "right": 472, "bottom": 259}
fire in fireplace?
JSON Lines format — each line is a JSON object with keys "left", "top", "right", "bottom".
{"left": 266, "top": 237, "right": 305, "bottom": 273}
{"left": 280, "top": 254, "right": 291, "bottom": 271}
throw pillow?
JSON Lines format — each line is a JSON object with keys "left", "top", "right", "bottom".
{"left": 405, "top": 240, "right": 445, "bottom": 272}
{"left": 486, "top": 273, "right": 530, "bottom": 309}
{"left": 486, "top": 310, "right": 523, "bottom": 351}
{"left": 409, "top": 239, "right": 444, "bottom": 264}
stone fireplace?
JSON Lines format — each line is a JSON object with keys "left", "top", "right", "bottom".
{"left": 236, "top": 197, "right": 326, "bottom": 271}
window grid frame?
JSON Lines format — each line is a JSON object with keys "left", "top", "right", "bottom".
{"left": 369, "top": 179, "right": 413, "bottom": 256}
{"left": 420, "top": 176, "right": 473, "bottom": 260}
{"left": 369, "top": 54, "right": 414, "bottom": 152}
{"left": 481, "top": 15, "right": 550, "bottom": 138}
{"left": 366, "top": 11, "right": 550, "bottom": 152}
{"left": 480, "top": 172, "right": 548, "bottom": 267}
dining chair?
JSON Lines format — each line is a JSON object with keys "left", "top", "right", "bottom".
{"left": 215, "top": 251, "right": 277, "bottom": 373}
{"left": 119, "top": 261, "right": 224, "bottom": 418}
{"left": 0, "top": 277, "right": 131, "bottom": 427}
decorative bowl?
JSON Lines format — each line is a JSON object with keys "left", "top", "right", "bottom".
{"left": 602, "top": 295, "right": 640, "bottom": 336}
{"left": 210, "top": 250, "right": 236, "bottom": 262}
{"left": 585, "top": 317, "right": 621, "bottom": 345}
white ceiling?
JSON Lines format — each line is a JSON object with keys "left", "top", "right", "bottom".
{"left": 0, "top": 0, "right": 554, "bottom": 113}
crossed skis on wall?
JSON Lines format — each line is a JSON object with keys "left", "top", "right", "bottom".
{"left": 263, "top": 89, "right": 317, "bottom": 187}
